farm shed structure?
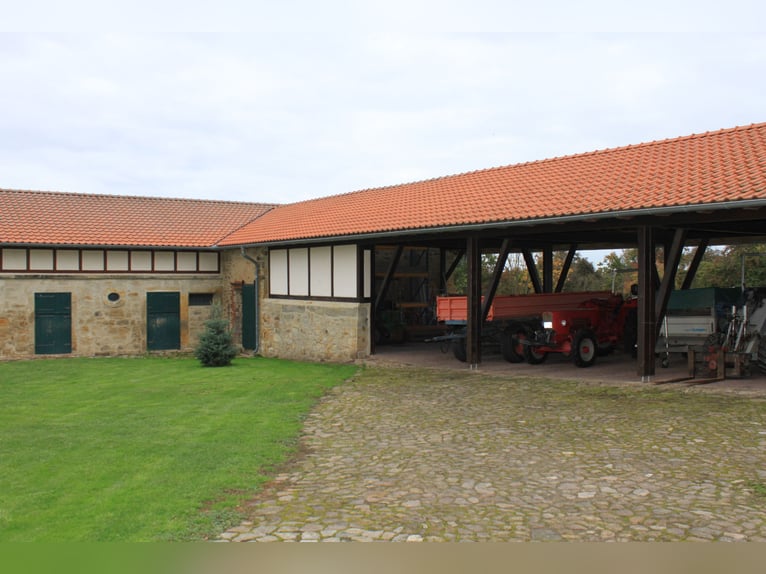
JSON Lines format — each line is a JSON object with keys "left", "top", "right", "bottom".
{"left": 220, "top": 122, "right": 766, "bottom": 381}
{"left": 0, "top": 191, "right": 276, "bottom": 358}
{"left": 2, "top": 122, "right": 766, "bottom": 381}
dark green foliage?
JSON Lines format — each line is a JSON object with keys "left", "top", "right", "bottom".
{"left": 195, "top": 309, "right": 238, "bottom": 367}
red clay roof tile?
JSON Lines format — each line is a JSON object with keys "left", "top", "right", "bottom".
{"left": 0, "top": 190, "right": 276, "bottom": 248}
{"left": 219, "top": 122, "right": 766, "bottom": 246}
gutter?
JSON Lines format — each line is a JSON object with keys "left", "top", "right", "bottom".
{"left": 225, "top": 198, "right": 766, "bottom": 248}
{"left": 239, "top": 247, "right": 261, "bottom": 354}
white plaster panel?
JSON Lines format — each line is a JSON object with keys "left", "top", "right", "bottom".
{"left": 198, "top": 252, "right": 219, "bottom": 272}
{"left": 56, "top": 250, "right": 79, "bottom": 271}
{"left": 363, "top": 249, "right": 372, "bottom": 298}
{"left": 29, "top": 249, "right": 54, "bottom": 270}
{"left": 288, "top": 248, "right": 309, "bottom": 296}
{"left": 310, "top": 246, "right": 332, "bottom": 297}
{"left": 82, "top": 250, "right": 105, "bottom": 271}
{"left": 106, "top": 251, "right": 129, "bottom": 271}
{"left": 333, "top": 245, "right": 357, "bottom": 298}
{"left": 130, "top": 251, "right": 152, "bottom": 272}
{"left": 270, "top": 249, "right": 289, "bottom": 295}
{"left": 154, "top": 251, "right": 175, "bottom": 272}
{"left": 2, "top": 249, "right": 27, "bottom": 270}
{"left": 177, "top": 252, "right": 197, "bottom": 272}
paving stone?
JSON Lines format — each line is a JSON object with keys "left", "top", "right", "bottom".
{"left": 217, "top": 366, "right": 766, "bottom": 543}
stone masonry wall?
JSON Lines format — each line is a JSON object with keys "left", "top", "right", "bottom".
{"left": 0, "top": 275, "right": 221, "bottom": 359}
{"left": 259, "top": 298, "right": 371, "bottom": 362}
{"left": 220, "top": 247, "right": 370, "bottom": 362}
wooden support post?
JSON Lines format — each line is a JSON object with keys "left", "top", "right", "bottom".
{"left": 522, "top": 248, "right": 543, "bottom": 294}
{"left": 439, "top": 248, "right": 447, "bottom": 294}
{"left": 543, "top": 246, "right": 554, "bottom": 293}
{"left": 466, "top": 236, "right": 481, "bottom": 369}
{"left": 637, "top": 226, "right": 656, "bottom": 381}
{"left": 481, "top": 239, "right": 512, "bottom": 322}
{"left": 555, "top": 244, "right": 578, "bottom": 293}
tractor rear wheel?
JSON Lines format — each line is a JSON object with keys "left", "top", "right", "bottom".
{"left": 573, "top": 329, "right": 598, "bottom": 368}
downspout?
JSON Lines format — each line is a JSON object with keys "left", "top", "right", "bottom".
{"left": 240, "top": 247, "right": 261, "bottom": 354}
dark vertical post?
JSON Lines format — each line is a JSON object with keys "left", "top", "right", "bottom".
{"left": 543, "top": 245, "right": 554, "bottom": 293}
{"left": 369, "top": 247, "right": 377, "bottom": 355}
{"left": 439, "top": 248, "right": 447, "bottom": 294}
{"left": 637, "top": 226, "right": 656, "bottom": 381}
{"left": 466, "top": 235, "right": 481, "bottom": 369}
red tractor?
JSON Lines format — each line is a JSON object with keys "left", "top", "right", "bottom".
{"left": 521, "top": 293, "right": 638, "bottom": 367}
{"left": 435, "top": 291, "right": 638, "bottom": 367}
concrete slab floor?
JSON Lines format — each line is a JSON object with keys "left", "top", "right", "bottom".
{"left": 366, "top": 342, "right": 766, "bottom": 398}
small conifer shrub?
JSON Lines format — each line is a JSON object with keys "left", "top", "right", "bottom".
{"left": 195, "top": 306, "right": 238, "bottom": 367}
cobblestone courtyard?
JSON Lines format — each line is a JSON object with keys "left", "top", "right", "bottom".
{"left": 220, "top": 365, "right": 766, "bottom": 542}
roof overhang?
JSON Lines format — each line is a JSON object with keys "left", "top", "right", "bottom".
{"left": 226, "top": 198, "right": 766, "bottom": 249}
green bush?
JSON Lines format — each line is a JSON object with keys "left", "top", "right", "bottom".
{"left": 195, "top": 307, "right": 238, "bottom": 367}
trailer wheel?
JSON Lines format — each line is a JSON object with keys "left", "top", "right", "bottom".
{"left": 500, "top": 327, "right": 526, "bottom": 363}
{"left": 573, "top": 329, "right": 598, "bottom": 368}
{"left": 524, "top": 344, "right": 547, "bottom": 365}
{"left": 452, "top": 339, "right": 467, "bottom": 362}
{"left": 758, "top": 334, "right": 766, "bottom": 375}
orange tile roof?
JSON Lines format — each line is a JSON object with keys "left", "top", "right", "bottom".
{"left": 219, "top": 122, "right": 766, "bottom": 246}
{"left": 0, "top": 190, "right": 276, "bottom": 248}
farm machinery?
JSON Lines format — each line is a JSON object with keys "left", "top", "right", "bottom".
{"left": 433, "top": 290, "right": 638, "bottom": 368}
{"left": 657, "top": 287, "right": 766, "bottom": 379}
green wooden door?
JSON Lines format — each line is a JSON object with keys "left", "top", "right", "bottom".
{"left": 242, "top": 283, "right": 256, "bottom": 350}
{"left": 35, "top": 292, "right": 72, "bottom": 354}
{"left": 147, "top": 292, "right": 180, "bottom": 350}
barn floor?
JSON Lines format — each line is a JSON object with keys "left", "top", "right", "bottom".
{"left": 367, "top": 341, "right": 766, "bottom": 397}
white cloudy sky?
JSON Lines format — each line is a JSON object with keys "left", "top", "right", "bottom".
{"left": 1, "top": 0, "right": 765, "bottom": 205}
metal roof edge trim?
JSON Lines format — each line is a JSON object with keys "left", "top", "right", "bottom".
{"left": 223, "top": 198, "right": 766, "bottom": 248}
{"left": 0, "top": 242, "right": 223, "bottom": 250}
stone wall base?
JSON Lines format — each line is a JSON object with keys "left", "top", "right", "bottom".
{"left": 259, "top": 298, "right": 370, "bottom": 362}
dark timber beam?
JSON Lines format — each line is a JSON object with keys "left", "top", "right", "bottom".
{"left": 439, "top": 249, "right": 447, "bottom": 294}
{"left": 374, "top": 245, "right": 403, "bottom": 314}
{"left": 543, "top": 246, "right": 554, "bottom": 293}
{"left": 445, "top": 250, "right": 465, "bottom": 282}
{"left": 637, "top": 226, "right": 656, "bottom": 381}
{"left": 655, "top": 229, "right": 687, "bottom": 339}
{"left": 555, "top": 244, "right": 578, "bottom": 293}
{"left": 522, "top": 248, "right": 543, "bottom": 294}
{"left": 681, "top": 238, "right": 709, "bottom": 290}
{"left": 466, "top": 236, "right": 482, "bottom": 368}
{"left": 482, "top": 238, "right": 512, "bottom": 322}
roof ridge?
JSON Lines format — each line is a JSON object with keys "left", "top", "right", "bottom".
{"left": 0, "top": 188, "right": 280, "bottom": 208}
{"left": 273, "top": 122, "right": 766, "bottom": 209}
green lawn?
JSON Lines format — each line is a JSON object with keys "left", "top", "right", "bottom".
{"left": 0, "top": 356, "right": 357, "bottom": 541}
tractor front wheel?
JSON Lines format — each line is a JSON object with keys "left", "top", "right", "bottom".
{"left": 573, "top": 329, "right": 598, "bottom": 368}
{"left": 500, "top": 324, "right": 526, "bottom": 363}
{"left": 524, "top": 344, "right": 548, "bottom": 365}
